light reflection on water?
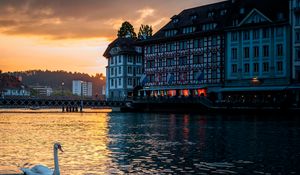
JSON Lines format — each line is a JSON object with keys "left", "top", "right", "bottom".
{"left": 1, "top": 112, "right": 300, "bottom": 174}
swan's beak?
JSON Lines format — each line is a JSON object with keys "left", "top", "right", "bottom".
{"left": 58, "top": 145, "right": 64, "bottom": 152}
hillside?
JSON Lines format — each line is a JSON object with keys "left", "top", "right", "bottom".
{"left": 8, "top": 70, "right": 105, "bottom": 96}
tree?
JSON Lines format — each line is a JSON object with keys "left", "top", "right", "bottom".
{"left": 138, "top": 24, "right": 153, "bottom": 39}
{"left": 117, "top": 21, "right": 137, "bottom": 38}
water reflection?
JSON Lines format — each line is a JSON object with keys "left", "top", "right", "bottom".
{"left": 1, "top": 112, "right": 300, "bottom": 174}
{"left": 107, "top": 113, "right": 300, "bottom": 174}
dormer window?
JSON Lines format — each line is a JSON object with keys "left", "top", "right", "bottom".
{"left": 220, "top": 9, "right": 227, "bottom": 16}
{"left": 208, "top": 11, "right": 214, "bottom": 17}
{"left": 183, "top": 26, "right": 196, "bottom": 34}
{"left": 165, "top": 30, "right": 178, "bottom": 37}
{"left": 232, "top": 19, "right": 239, "bottom": 26}
{"left": 202, "top": 23, "right": 217, "bottom": 31}
{"left": 240, "top": 8, "right": 245, "bottom": 14}
{"left": 172, "top": 18, "right": 179, "bottom": 23}
{"left": 191, "top": 15, "right": 197, "bottom": 20}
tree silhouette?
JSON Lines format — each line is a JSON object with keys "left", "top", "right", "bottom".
{"left": 117, "top": 21, "right": 137, "bottom": 38}
{"left": 138, "top": 24, "right": 153, "bottom": 39}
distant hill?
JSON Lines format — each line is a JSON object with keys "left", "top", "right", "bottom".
{"left": 7, "top": 70, "right": 106, "bottom": 97}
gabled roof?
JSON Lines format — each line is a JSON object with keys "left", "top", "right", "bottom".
{"left": 103, "top": 37, "right": 138, "bottom": 58}
{"left": 238, "top": 8, "right": 273, "bottom": 26}
{"left": 226, "top": 0, "right": 289, "bottom": 28}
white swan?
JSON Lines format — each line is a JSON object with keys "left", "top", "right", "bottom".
{"left": 21, "top": 143, "right": 63, "bottom": 175}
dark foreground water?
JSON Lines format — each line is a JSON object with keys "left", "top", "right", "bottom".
{"left": 0, "top": 112, "right": 300, "bottom": 174}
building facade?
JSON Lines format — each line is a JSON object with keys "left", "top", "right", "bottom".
{"left": 291, "top": 0, "right": 300, "bottom": 83}
{"left": 140, "top": 1, "right": 232, "bottom": 97}
{"left": 222, "top": 0, "right": 291, "bottom": 102}
{"left": 72, "top": 80, "right": 93, "bottom": 97}
{"left": 30, "top": 86, "right": 53, "bottom": 96}
{"left": 103, "top": 37, "right": 143, "bottom": 100}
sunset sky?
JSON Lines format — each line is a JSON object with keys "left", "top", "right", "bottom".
{"left": 0, "top": 0, "right": 221, "bottom": 76}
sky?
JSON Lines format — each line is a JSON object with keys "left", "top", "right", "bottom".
{"left": 0, "top": 0, "right": 221, "bottom": 76}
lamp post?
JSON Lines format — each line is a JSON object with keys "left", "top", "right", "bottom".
{"left": 61, "top": 82, "right": 65, "bottom": 112}
{"left": 61, "top": 82, "right": 64, "bottom": 98}
{"left": 80, "top": 81, "right": 83, "bottom": 112}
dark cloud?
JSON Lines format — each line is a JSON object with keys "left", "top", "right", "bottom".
{"left": 0, "top": 0, "right": 221, "bottom": 40}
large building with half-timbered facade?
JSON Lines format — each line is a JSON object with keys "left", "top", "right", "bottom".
{"left": 140, "top": 1, "right": 232, "bottom": 97}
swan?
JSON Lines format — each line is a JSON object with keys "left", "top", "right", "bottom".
{"left": 21, "top": 142, "right": 64, "bottom": 175}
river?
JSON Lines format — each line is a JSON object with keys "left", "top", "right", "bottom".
{"left": 0, "top": 111, "right": 300, "bottom": 174}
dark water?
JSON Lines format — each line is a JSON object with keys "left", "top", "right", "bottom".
{"left": 108, "top": 113, "right": 300, "bottom": 174}
{"left": 1, "top": 112, "right": 300, "bottom": 174}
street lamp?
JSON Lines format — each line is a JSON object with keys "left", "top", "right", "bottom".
{"left": 61, "top": 82, "right": 64, "bottom": 98}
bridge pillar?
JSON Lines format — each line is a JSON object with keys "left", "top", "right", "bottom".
{"left": 80, "top": 100, "right": 83, "bottom": 112}
{"left": 62, "top": 106, "right": 65, "bottom": 112}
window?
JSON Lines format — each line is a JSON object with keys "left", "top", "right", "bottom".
{"left": 165, "top": 30, "right": 177, "bottom": 37}
{"left": 202, "top": 23, "right": 217, "bottom": 31}
{"left": 277, "top": 44, "right": 283, "bottom": 56}
{"left": 149, "top": 74, "right": 155, "bottom": 82}
{"left": 193, "top": 55, "right": 203, "bottom": 64}
{"left": 263, "top": 45, "right": 269, "bottom": 57}
{"left": 231, "top": 48, "right": 238, "bottom": 60}
{"left": 110, "top": 58, "right": 114, "bottom": 65}
{"left": 263, "top": 62, "right": 269, "bottom": 72}
{"left": 276, "top": 27, "right": 284, "bottom": 37}
{"left": 118, "top": 78, "right": 121, "bottom": 86}
{"left": 111, "top": 79, "right": 114, "bottom": 86}
{"left": 179, "top": 56, "right": 188, "bottom": 65}
{"left": 146, "top": 60, "right": 155, "bottom": 68}
{"left": 253, "top": 29, "right": 260, "bottom": 40}
{"left": 172, "top": 18, "right": 179, "bottom": 23}
{"left": 232, "top": 64, "right": 238, "bottom": 73}
{"left": 128, "top": 78, "right": 132, "bottom": 86}
{"left": 191, "top": 15, "right": 197, "bottom": 20}
{"left": 263, "top": 28, "right": 270, "bottom": 38}
{"left": 118, "top": 56, "right": 121, "bottom": 63}
{"left": 231, "top": 32, "right": 238, "bottom": 41}
{"left": 254, "top": 46, "right": 259, "bottom": 58}
{"left": 296, "top": 15, "right": 300, "bottom": 26}
{"left": 167, "top": 58, "right": 174, "bottom": 66}
{"left": 277, "top": 61, "right": 283, "bottom": 72}
{"left": 244, "top": 47, "right": 250, "bottom": 58}
{"left": 208, "top": 11, "right": 214, "bottom": 17}
{"left": 254, "top": 63, "right": 259, "bottom": 73}
{"left": 179, "top": 41, "right": 187, "bottom": 50}
{"left": 183, "top": 26, "right": 196, "bottom": 34}
{"left": 221, "top": 9, "right": 227, "bottom": 16}
{"left": 297, "top": 48, "right": 300, "bottom": 60}
{"left": 194, "top": 39, "right": 203, "bottom": 48}
{"left": 244, "top": 63, "right": 250, "bottom": 73}
{"left": 111, "top": 68, "right": 114, "bottom": 76}
{"left": 128, "top": 56, "right": 133, "bottom": 63}
{"left": 296, "top": 32, "right": 300, "bottom": 43}
{"left": 128, "top": 66, "right": 132, "bottom": 74}
{"left": 243, "top": 31, "right": 250, "bottom": 40}
{"left": 118, "top": 67, "right": 122, "bottom": 74}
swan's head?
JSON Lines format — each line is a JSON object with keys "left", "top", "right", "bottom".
{"left": 54, "top": 142, "right": 64, "bottom": 152}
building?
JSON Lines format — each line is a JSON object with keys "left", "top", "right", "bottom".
{"left": 0, "top": 74, "right": 30, "bottom": 97}
{"left": 222, "top": 0, "right": 291, "bottom": 102}
{"left": 140, "top": 1, "right": 232, "bottom": 98}
{"left": 291, "top": 0, "right": 300, "bottom": 83}
{"left": 30, "top": 86, "right": 53, "bottom": 96}
{"left": 72, "top": 80, "right": 93, "bottom": 97}
{"left": 103, "top": 37, "right": 143, "bottom": 100}
{"left": 103, "top": 0, "right": 300, "bottom": 105}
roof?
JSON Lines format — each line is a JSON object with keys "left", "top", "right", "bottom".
{"left": 149, "top": 1, "right": 231, "bottom": 41}
{"left": 140, "top": 0, "right": 289, "bottom": 43}
{"left": 103, "top": 37, "right": 138, "bottom": 58}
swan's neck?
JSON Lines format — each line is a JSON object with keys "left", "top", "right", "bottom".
{"left": 53, "top": 148, "right": 60, "bottom": 175}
